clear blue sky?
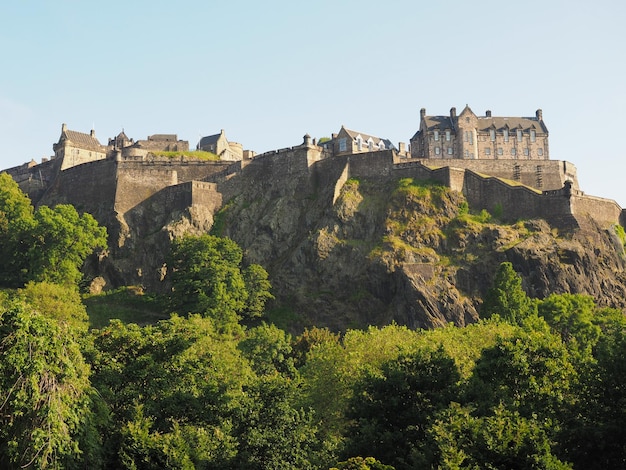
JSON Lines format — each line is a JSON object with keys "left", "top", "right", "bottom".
{"left": 2, "top": 0, "right": 625, "bottom": 204}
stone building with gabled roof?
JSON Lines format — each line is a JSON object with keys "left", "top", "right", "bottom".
{"left": 53, "top": 123, "right": 107, "bottom": 170}
{"left": 197, "top": 129, "right": 244, "bottom": 161}
{"left": 324, "top": 125, "right": 397, "bottom": 156}
{"left": 410, "top": 105, "right": 549, "bottom": 161}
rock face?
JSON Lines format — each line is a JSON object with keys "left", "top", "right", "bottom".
{"left": 22, "top": 151, "right": 626, "bottom": 332}
{"left": 214, "top": 167, "right": 626, "bottom": 332}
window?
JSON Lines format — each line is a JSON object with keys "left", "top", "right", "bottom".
{"left": 379, "top": 141, "right": 385, "bottom": 150}
{"left": 485, "top": 148, "right": 491, "bottom": 156}
{"left": 517, "top": 129, "right": 523, "bottom": 141}
{"left": 447, "top": 147, "right": 453, "bottom": 155}
{"left": 503, "top": 129, "right": 509, "bottom": 142}
{"left": 368, "top": 140, "right": 374, "bottom": 151}
{"left": 524, "top": 148, "right": 529, "bottom": 156}
{"left": 463, "top": 131, "right": 468, "bottom": 142}
{"left": 511, "top": 148, "right": 517, "bottom": 156}
{"left": 356, "top": 137, "right": 362, "bottom": 151}
{"left": 445, "top": 130, "right": 451, "bottom": 141}
{"left": 537, "top": 148, "right": 544, "bottom": 156}
{"left": 435, "top": 146, "right": 441, "bottom": 155}
{"left": 464, "top": 150, "right": 469, "bottom": 157}
{"left": 339, "top": 138, "right": 347, "bottom": 152}
{"left": 497, "top": 147, "right": 503, "bottom": 155}
{"left": 490, "top": 129, "right": 496, "bottom": 141}
{"left": 530, "top": 129, "right": 536, "bottom": 142}
{"left": 434, "top": 130, "right": 439, "bottom": 141}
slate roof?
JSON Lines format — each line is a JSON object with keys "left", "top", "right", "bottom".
{"left": 342, "top": 127, "right": 396, "bottom": 150}
{"left": 61, "top": 129, "right": 104, "bottom": 151}
{"left": 198, "top": 133, "right": 221, "bottom": 148}
{"left": 418, "top": 111, "right": 548, "bottom": 134}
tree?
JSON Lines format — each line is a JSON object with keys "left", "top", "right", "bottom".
{"left": 0, "top": 299, "right": 96, "bottom": 469}
{"left": 481, "top": 262, "right": 534, "bottom": 324}
{"left": 344, "top": 348, "right": 461, "bottom": 469}
{"left": 0, "top": 173, "right": 35, "bottom": 287}
{"left": 28, "top": 204, "right": 107, "bottom": 286}
{"left": 168, "top": 234, "right": 272, "bottom": 329}
{"left": 0, "top": 175, "right": 107, "bottom": 288}
{"left": 429, "top": 404, "right": 572, "bottom": 469}
{"left": 238, "top": 323, "right": 296, "bottom": 378}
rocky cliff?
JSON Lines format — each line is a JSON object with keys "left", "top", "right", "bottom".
{"left": 21, "top": 152, "right": 626, "bottom": 332}
{"left": 213, "top": 169, "right": 626, "bottom": 331}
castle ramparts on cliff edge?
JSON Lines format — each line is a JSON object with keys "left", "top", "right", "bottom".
{"left": 4, "top": 106, "right": 625, "bottom": 237}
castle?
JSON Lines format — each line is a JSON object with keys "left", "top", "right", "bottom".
{"left": 4, "top": 107, "right": 625, "bottom": 241}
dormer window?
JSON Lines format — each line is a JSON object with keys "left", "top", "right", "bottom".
{"left": 379, "top": 141, "right": 385, "bottom": 150}
{"left": 530, "top": 129, "right": 536, "bottom": 142}
{"left": 490, "top": 129, "right": 496, "bottom": 141}
{"left": 368, "top": 140, "right": 374, "bottom": 151}
{"left": 356, "top": 136, "right": 363, "bottom": 151}
{"left": 503, "top": 129, "right": 509, "bottom": 142}
{"left": 517, "top": 129, "right": 523, "bottom": 141}
{"left": 445, "top": 130, "right": 451, "bottom": 141}
{"left": 434, "top": 130, "right": 439, "bottom": 141}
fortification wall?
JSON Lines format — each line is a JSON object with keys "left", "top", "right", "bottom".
{"left": 346, "top": 149, "right": 395, "bottom": 179}
{"left": 38, "top": 159, "right": 118, "bottom": 219}
{"left": 570, "top": 193, "right": 623, "bottom": 229}
{"left": 416, "top": 158, "right": 577, "bottom": 191}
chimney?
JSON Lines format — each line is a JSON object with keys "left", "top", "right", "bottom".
{"left": 536, "top": 109, "right": 543, "bottom": 120}
{"left": 486, "top": 110, "right": 492, "bottom": 117}
{"left": 62, "top": 123, "right": 67, "bottom": 132}
{"left": 303, "top": 133, "right": 312, "bottom": 146}
{"left": 420, "top": 108, "right": 426, "bottom": 120}
{"left": 398, "top": 142, "right": 406, "bottom": 154}
{"left": 332, "top": 133, "right": 338, "bottom": 140}
{"left": 450, "top": 107, "right": 457, "bottom": 120}
{"left": 90, "top": 129, "right": 96, "bottom": 138}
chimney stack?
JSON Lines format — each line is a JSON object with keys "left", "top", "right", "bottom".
{"left": 420, "top": 108, "right": 426, "bottom": 120}
{"left": 450, "top": 107, "right": 457, "bottom": 120}
{"left": 536, "top": 109, "right": 543, "bottom": 120}
{"left": 486, "top": 110, "right": 492, "bottom": 117}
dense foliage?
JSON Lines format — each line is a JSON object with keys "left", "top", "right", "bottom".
{"left": 1, "top": 176, "right": 626, "bottom": 468}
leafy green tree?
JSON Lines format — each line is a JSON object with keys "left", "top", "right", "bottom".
{"left": 429, "top": 403, "right": 572, "bottom": 469}
{"left": 88, "top": 315, "right": 250, "bottom": 468}
{"left": 330, "top": 456, "right": 395, "bottom": 470}
{"left": 0, "top": 299, "right": 97, "bottom": 469}
{"left": 0, "top": 175, "right": 107, "bottom": 288}
{"left": 344, "top": 348, "right": 461, "bottom": 469}
{"left": 18, "top": 281, "right": 90, "bottom": 335}
{"left": 168, "top": 235, "right": 272, "bottom": 329}
{"left": 482, "top": 261, "right": 534, "bottom": 324}
{"left": 291, "top": 326, "right": 341, "bottom": 368}
{"left": 238, "top": 323, "right": 296, "bottom": 378}
{"left": 29, "top": 204, "right": 107, "bottom": 286}
{"left": 0, "top": 173, "right": 35, "bottom": 287}
{"left": 537, "top": 293, "right": 602, "bottom": 358}
{"left": 467, "top": 325, "right": 576, "bottom": 423}
{"left": 231, "top": 375, "right": 322, "bottom": 470}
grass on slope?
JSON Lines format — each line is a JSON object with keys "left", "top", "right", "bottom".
{"left": 83, "top": 286, "right": 170, "bottom": 329}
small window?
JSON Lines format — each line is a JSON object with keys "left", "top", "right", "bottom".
{"left": 339, "top": 138, "right": 347, "bottom": 152}
{"left": 447, "top": 147, "right": 453, "bottom": 155}
{"left": 435, "top": 146, "right": 441, "bottom": 155}
{"left": 463, "top": 131, "right": 468, "bottom": 142}
{"left": 485, "top": 148, "right": 491, "bottom": 156}
{"left": 524, "top": 148, "right": 529, "bottom": 156}
{"left": 356, "top": 137, "right": 362, "bottom": 151}
{"left": 537, "top": 148, "right": 544, "bottom": 156}
{"left": 503, "top": 129, "right": 509, "bottom": 142}
{"left": 530, "top": 129, "right": 536, "bottom": 142}
{"left": 379, "top": 141, "right": 385, "bottom": 150}
{"left": 517, "top": 129, "right": 523, "bottom": 141}
{"left": 445, "top": 130, "right": 451, "bottom": 141}
{"left": 490, "top": 129, "right": 496, "bottom": 141}
{"left": 497, "top": 147, "right": 503, "bottom": 155}
{"left": 368, "top": 140, "right": 374, "bottom": 151}
{"left": 434, "top": 130, "right": 439, "bottom": 141}
{"left": 511, "top": 148, "right": 517, "bottom": 156}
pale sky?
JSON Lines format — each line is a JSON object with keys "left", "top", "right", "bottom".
{"left": 2, "top": 0, "right": 625, "bottom": 204}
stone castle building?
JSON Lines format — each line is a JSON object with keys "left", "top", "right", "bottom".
{"left": 197, "top": 129, "right": 246, "bottom": 161}
{"left": 53, "top": 123, "right": 107, "bottom": 170}
{"left": 321, "top": 126, "right": 398, "bottom": 156}
{"left": 410, "top": 105, "right": 549, "bottom": 161}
